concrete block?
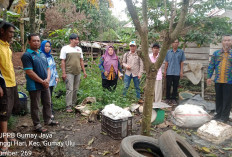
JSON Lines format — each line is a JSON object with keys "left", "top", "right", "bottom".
{"left": 197, "top": 120, "right": 232, "bottom": 144}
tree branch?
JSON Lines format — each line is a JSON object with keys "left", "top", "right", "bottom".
{"left": 164, "top": 0, "right": 168, "bottom": 21}
{"left": 170, "top": 0, "right": 189, "bottom": 41}
{"left": 124, "top": 0, "right": 143, "bottom": 35}
{"left": 142, "top": 0, "right": 148, "bottom": 30}
{"left": 169, "top": 0, "right": 177, "bottom": 33}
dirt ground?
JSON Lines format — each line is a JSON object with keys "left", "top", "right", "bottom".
{"left": 6, "top": 52, "right": 232, "bottom": 157}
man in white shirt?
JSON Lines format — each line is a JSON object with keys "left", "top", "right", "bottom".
{"left": 60, "top": 34, "right": 87, "bottom": 113}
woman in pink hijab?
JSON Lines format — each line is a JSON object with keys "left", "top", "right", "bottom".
{"left": 99, "top": 46, "right": 122, "bottom": 91}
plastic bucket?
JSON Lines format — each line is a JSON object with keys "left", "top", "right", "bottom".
{"left": 151, "top": 109, "right": 165, "bottom": 125}
{"left": 18, "top": 92, "right": 28, "bottom": 115}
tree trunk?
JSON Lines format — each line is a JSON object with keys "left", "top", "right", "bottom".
{"left": 19, "top": 19, "right": 25, "bottom": 52}
{"left": 28, "top": 0, "right": 36, "bottom": 33}
{"left": 141, "top": 72, "right": 156, "bottom": 135}
{"left": 125, "top": 0, "right": 189, "bottom": 136}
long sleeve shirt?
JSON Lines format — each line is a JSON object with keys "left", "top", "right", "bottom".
{"left": 149, "top": 53, "right": 162, "bottom": 80}
{"left": 122, "top": 51, "right": 143, "bottom": 77}
{"left": 207, "top": 49, "right": 232, "bottom": 84}
{"left": 47, "top": 56, "right": 59, "bottom": 87}
{"left": 98, "top": 57, "right": 122, "bottom": 80}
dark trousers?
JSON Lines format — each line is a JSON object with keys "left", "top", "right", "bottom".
{"left": 215, "top": 83, "right": 232, "bottom": 121}
{"left": 29, "top": 88, "right": 52, "bottom": 127}
{"left": 166, "top": 75, "right": 180, "bottom": 100}
{"left": 102, "top": 78, "right": 118, "bottom": 91}
{"left": 49, "top": 86, "right": 54, "bottom": 114}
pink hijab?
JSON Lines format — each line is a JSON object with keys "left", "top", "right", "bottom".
{"left": 103, "top": 46, "right": 118, "bottom": 74}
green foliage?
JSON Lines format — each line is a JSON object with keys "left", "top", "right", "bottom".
{"left": 117, "top": 27, "right": 137, "bottom": 43}
{"left": 52, "top": 58, "right": 138, "bottom": 111}
{"left": 73, "top": 0, "right": 125, "bottom": 41}
{"left": 52, "top": 82, "right": 66, "bottom": 110}
{"left": 8, "top": 116, "right": 17, "bottom": 129}
{"left": 179, "top": 78, "right": 201, "bottom": 92}
{"left": 77, "top": 59, "right": 137, "bottom": 109}
{"left": 48, "top": 28, "right": 79, "bottom": 48}
{"left": 96, "top": 29, "right": 120, "bottom": 41}
{"left": 147, "top": 0, "right": 232, "bottom": 45}
{"left": 184, "top": 17, "right": 232, "bottom": 45}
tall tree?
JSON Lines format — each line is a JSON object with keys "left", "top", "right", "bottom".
{"left": 125, "top": 0, "right": 189, "bottom": 136}
{"left": 125, "top": 0, "right": 232, "bottom": 136}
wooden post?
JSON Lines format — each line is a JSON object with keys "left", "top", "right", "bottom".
{"left": 91, "top": 43, "right": 93, "bottom": 61}
{"left": 201, "top": 67, "right": 204, "bottom": 99}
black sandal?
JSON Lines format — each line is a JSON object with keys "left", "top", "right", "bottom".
{"left": 47, "top": 121, "right": 59, "bottom": 126}
{"left": 34, "top": 127, "right": 48, "bottom": 133}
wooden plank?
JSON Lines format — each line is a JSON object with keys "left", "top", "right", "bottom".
{"left": 184, "top": 60, "right": 209, "bottom": 66}
{"left": 210, "top": 43, "right": 222, "bottom": 49}
{"left": 184, "top": 47, "right": 210, "bottom": 53}
{"left": 186, "top": 42, "right": 209, "bottom": 48}
{"left": 185, "top": 53, "right": 209, "bottom": 60}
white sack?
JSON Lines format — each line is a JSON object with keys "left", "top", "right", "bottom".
{"left": 171, "top": 104, "right": 210, "bottom": 128}
{"left": 102, "top": 104, "right": 132, "bottom": 120}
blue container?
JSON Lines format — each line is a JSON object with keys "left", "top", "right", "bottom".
{"left": 18, "top": 92, "right": 28, "bottom": 115}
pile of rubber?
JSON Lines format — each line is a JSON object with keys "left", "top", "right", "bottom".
{"left": 119, "top": 130, "right": 199, "bottom": 157}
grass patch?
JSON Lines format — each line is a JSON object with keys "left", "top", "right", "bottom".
{"left": 52, "top": 59, "right": 138, "bottom": 110}
{"left": 8, "top": 116, "right": 17, "bottom": 130}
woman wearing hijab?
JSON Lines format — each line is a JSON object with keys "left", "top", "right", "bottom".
{"left": 99, "top": 46, "right": 122, "bottom": 91}
{"left": 40, "top": 40, "right": 59, "bottom": 118}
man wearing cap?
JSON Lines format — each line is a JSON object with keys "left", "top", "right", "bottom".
{"left": 122, "top": 41, "right": 143, "bottom": 99}
{"left": 21, "top": 34, "right": 58, "bottom": 133}
{"left": 164, "top": 39, "right": 185, "bottom": 105}
{"left": 0, "top": 21, "right": 20, "bottom": 151}
{"left": 149, "top": 43, "right": 162, "bottom": 102}
{"left": 60, "top": 33, "right": 87, "bottom": 113}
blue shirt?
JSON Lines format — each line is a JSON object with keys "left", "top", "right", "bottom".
{"left": 46, "top": 56, "right": 58, "bottom": 87}
{"left": 165, "top": 49, "right": 186, "bottom": 76}
{"left": 21, "top": 49, "right": 49, "bottom": 91}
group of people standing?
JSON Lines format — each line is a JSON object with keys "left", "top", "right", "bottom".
{"left": 0, "top": 20, "right": 231, "bottom": 152}
{"left": 99, "top": 41, "right": 144, "bottom": 99}
{"left": 0, "top": 20, "right": 88, "bottom": 151}
{"left": 99, "top": 40, "right": 185, "bottom": 105}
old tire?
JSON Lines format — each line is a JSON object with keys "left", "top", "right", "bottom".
{"left": 158, "top": 130, "right": 200, "bottom": 157}
{"left": 119, "top": 135, "right": 164, "bottom": 157}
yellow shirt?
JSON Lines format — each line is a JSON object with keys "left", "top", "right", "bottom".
{"left": 0, "top": 40, "right": 16, "bottom": 87}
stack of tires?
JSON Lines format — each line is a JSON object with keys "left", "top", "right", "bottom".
{"left": 119, "top": 130, "right": 199, "bottom": 157}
